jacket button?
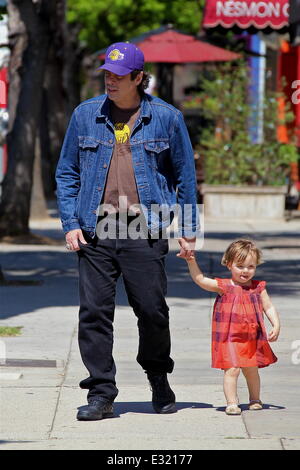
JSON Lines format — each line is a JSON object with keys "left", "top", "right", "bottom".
{"left": 97, "top": 187, "right": 102, "bottom": 191}
{"left": 103, "top": 164, "right": 107, "bottom": 168}
{"left": 109, "top": 139, "right": 113, "bottom": 144}
{"left": 93, "top": 210, "right": 97, "bottom": 214}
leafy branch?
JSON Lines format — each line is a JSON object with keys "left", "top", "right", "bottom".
{"left": 187, "top": 61, "right": 298, "bottom": 186}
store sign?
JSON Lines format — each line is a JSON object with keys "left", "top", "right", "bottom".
{"left": 203, "top": 0, "right": 289, "bottom": 29}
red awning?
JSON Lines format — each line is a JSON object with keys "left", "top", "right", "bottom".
{"left": 203, "top": 0, "right": 289, "bottom": 30}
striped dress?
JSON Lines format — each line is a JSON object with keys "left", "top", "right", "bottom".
{"left": 212, "top": 278, "right": 278, "bottom": 369}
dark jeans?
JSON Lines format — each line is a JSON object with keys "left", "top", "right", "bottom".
{"left": 77, "top": 219, "right": 174, "bottom": 402}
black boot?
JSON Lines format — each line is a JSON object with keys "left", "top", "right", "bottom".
{"left": 77, "top": 398, "right": 114, "bottom": 421}
{"left": 147, "top": 372, "right": 176, "bottom": 414}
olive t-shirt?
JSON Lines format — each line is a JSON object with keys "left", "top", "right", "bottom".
{"left": 102, "top": 101, "right": 141, "bottom": 214}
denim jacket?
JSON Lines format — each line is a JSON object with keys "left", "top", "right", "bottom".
{"left": 55, "top": 93, "right": 200, "bottom": 237}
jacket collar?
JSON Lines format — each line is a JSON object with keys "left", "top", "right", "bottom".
{"left": 97, "top": 93, "right": 152, "bottom": 121}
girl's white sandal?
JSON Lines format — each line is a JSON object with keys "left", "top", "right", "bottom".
{"left": 249, "top": 400, "right": 263, "bottom": 410}
{"left": 225, "top": 404, "right": 242, "bottom": 415}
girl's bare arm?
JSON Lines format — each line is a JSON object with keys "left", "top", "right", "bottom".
{"left": 185, "top": 257, "right": 223, "bottom": 294}
{"left": 261, "top": 289, "right": 281, "bottom": 342}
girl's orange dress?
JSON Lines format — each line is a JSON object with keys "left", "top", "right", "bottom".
{"left": 212, "top": 278, "right": 277, "bottom": 369}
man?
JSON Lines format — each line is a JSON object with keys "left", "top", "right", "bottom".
{"left": 56, "top": 42, "right": 199, "bottom": 421}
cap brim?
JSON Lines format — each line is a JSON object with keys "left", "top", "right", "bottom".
{"left": 97, "top": 63, "right": 133, "bottom": 76}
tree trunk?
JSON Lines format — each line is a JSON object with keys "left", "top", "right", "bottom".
{"left": 30, "top": 117, "right": 49, "bottom": 220}
{"left": 0, "top": 0, "right": 54, "bottom": 237}
{"left": 42, "top": 0, "right": 68, "bottom": 200}
{"left": 41, "top": 2, "right": 82, "bottom": 200}
{"left": 63, "top": 22, "right": 83, "bottom": 117}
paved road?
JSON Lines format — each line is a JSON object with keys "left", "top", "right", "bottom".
{"left": 0, "top": 216, "right": 299, "bottom": 450}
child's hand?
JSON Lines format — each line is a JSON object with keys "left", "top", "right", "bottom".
{"left": 176, "top": 237, "right": 196, "bottom": 260}
{"left": 176, "top": 253, "right": 195, "bottom": 261}
{"left": 268, "top": 326, "right": 280, "bottom": 342}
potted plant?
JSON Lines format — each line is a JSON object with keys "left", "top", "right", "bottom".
{"left": 183, "top": 61, "right": 298, "bottom": 220}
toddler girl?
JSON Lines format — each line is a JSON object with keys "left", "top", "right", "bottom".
{"left": 179, "top": 239, "right": 280, "bottom": 415}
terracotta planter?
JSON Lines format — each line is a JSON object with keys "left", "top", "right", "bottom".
{"left": 202, "top": 184, "right": 288, "bottom": 220}
{"left": 290, "top": 162, "right": 299, "bottom": 182}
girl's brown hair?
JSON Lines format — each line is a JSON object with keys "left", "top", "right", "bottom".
{"left": 221, "top": 239, "right": 263, "bottom": 266}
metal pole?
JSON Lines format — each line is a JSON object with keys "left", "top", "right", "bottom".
{"left": 248, "top": 34, "right": 266, "bottom": 144}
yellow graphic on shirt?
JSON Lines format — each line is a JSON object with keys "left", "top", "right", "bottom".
{"left": 114, "top": 123, "right": 130, "bottom": 143}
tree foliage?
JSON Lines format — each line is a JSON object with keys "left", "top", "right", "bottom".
{"left": 189, "top": 62, "right": 298, "bottom": 186}
{"left": 67, "top": 0, "right": 205, "bottom": 51}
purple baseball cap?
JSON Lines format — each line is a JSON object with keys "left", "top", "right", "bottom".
{"left": 99, "top": 42, "right": 144, "bottom": 76}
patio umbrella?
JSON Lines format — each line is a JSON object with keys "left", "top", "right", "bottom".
{"left": 135, "top": 29, "right": 240, "bottom": 63}
{"left": 98, "top": 26, "right": 240, "bottom": 103}
{"left": 137, "top": 29, "right": 240, "bottom": 102}
{"left": 98, "top": 27, "right": 240, "bottom": 62}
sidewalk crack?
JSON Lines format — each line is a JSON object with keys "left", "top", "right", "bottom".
{"left": 48, "top": 325, "right": 77, "bottom": 438}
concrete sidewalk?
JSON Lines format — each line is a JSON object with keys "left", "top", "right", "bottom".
{"left": 0, "top": 216, "right": 299, "bottom": 450}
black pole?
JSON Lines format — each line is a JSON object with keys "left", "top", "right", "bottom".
{"left": 157, "top": 63, "right": 174, "bottom": 105}
{"left": 289, "top": 0, "right": 300, "bottom": 45}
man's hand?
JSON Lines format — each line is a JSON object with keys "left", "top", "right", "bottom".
{"left": 177, "top": 237, "right": 196, "bottom": 260}
{"left": 65, "top": 229, "right": 88, "bottom": 252}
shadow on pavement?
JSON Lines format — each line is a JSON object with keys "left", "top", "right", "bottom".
{"left": 76, "top": 401, "right": 214, "bottom": 417}
{"left": 0, "top": 232, "right": 299, "bottom": 319}
{"left": 166, "top": 251, "right": 300, "bottom": 298}
{"left": 0, "top": 440, "right": 36, "bottom": 444}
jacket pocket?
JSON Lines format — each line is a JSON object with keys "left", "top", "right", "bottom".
{"left": 78, "top": 136, "right": 100, "bottom": 169}
{"left": 144, "top": 141, "right": 169, "bottom": 169}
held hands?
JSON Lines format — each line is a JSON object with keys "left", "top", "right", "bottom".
{"left": 176, "top": 237, "right": 196, "bottom": 261}
{"left": 65, "top": 229, "right": 88, "bottom": 252}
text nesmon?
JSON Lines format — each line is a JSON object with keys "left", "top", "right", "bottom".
{"left": 216, "top": 1, "right": 289, "bottom": 18}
